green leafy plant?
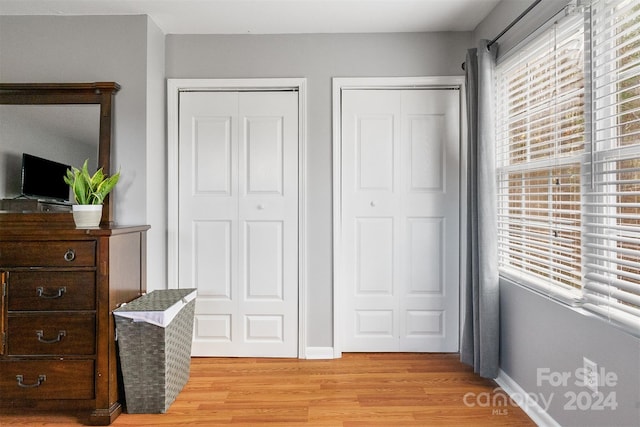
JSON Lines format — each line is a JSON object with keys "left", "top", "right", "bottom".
{"left": 63, "top": 160, "right": 120, "bottom": 205}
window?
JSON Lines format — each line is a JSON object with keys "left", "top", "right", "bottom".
{"left": 583, "top": 0, "right": 640, "bottom": 331}
{"left": 496, "top": 0, "right": 640, "bottom": 333}
{"left": 496, "top": 10, "right": 586, "bottom": 301}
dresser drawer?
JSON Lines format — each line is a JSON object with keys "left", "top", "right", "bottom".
{"left": 0, "top": 360, "right": 94, "bottom": 400}
{"left": 7, "top": 314, "right": 95, "bottom": 356}
{"left": 7, "top": 271, "right": 96, "bottom": 311}
{"left": 0, "top": 241, "right": 96, "bottom": 267}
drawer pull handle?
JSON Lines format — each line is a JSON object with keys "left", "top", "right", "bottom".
{"left": 16, "top": 374, "right": 46, "bottom": 388}
{"left": 63, "top": 249, "right": 76, "bottom": 262}
{"left": 36, "top": 287, "right": 67, "bottom": 299}
{"left": 36, "top": 330, "right": 66, "bottom": 344}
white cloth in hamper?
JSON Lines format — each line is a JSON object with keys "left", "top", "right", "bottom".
{"left": 114, "top": 289, "right": 196, "bottom": 327}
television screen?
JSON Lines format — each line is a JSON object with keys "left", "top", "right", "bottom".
{"left": 21, "top": 153, "right": 70, "bottom": 202}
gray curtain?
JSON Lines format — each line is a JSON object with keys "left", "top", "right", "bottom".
{"left": 460, "top": 40, "right": 500, "bottom": 379}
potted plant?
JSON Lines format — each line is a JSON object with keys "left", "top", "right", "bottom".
{"left": 64, "top": 159, "right": 120, "bottom": 228}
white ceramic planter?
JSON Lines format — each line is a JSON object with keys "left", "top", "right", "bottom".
{"left": 72, "top": 204, "right": 103, "bottom": 228}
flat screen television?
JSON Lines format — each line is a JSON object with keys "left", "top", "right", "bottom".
{"left": 21, "top": 153, "right": 71, "bottom": 202}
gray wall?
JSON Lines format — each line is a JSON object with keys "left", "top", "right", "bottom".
{"left": 0, "top": 19, "right": 471, "bottom": 349}
{"left": 145, "top": 17, "right": 168, "bottom": 293}
{"left": 166, "top": 32, "right": 470, "bottom": 347}
{"left": 477, "top": 2, "right": 640, "bottom": 426}
{"left": 501, "top": 279, "right": 640, "bottom": 426}
{"left": 0, "top": 15, "right": 167, "bottom": 290}
{"left": 0, "top": 15, "right": 148, "bottom": 224}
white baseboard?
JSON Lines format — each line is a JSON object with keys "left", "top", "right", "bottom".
{"left": 495, "top": 369, "right": 560, "bottom": 427}
{"left": 304, "top": 347, "right": 335, "bottom": 359}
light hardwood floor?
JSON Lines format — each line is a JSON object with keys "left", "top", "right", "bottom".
{"left": 0, "top": 353, "right": 535, "bottom": 426}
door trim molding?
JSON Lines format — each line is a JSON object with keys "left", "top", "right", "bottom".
{"left": 331, "top": 76, "right": 467, "bottom": 358}
{"left": 167, "top": 78, "right": 308, "bottom": 358}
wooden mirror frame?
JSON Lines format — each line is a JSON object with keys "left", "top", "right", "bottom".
{"left": 0, "top": 82, "right": 120, "bottom": 225}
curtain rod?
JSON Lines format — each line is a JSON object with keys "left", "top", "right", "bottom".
{"left": 462, "top": 0, "right": 542, "bottom": 70}
{"left": 487, "top": 0, "right": 543, "bottom": 49}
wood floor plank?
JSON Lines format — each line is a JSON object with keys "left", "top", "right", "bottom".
{"left": 0, "top": 353, "right": 536, "bottom": 426}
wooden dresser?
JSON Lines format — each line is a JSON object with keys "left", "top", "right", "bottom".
{"left": 0, "top": 214, "right": 149, "bottom": 425}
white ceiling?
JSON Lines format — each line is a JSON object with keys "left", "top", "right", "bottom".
{"left": 0, "top": 0, "right": 501, "bottom": 35}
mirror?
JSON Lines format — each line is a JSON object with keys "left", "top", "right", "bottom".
{"left": 0, "top": 104, "right": 100, "bottom": 199}
{"left": 0, "top": 82, "right": 120, "bottom": 224}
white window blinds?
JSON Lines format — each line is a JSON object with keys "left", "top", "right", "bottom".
{"left": 496, "top": 0, "right": 640, "bottom": 334}
{"left": 496, "top": 10, "right": 586, "bottom": 301}
{"left": 583, "top": 0, "right": 640, "bottom": 331}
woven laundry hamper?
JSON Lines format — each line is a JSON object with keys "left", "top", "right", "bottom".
{"left": 114, "top": 288, "right": 196, "bottom": 413}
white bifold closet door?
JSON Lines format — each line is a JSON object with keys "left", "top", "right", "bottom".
{"left": 341, "top": 89, "right": 459, "bottom": 352}
{"left": 178, "top": 90, "right": 298, "bottom": 357}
